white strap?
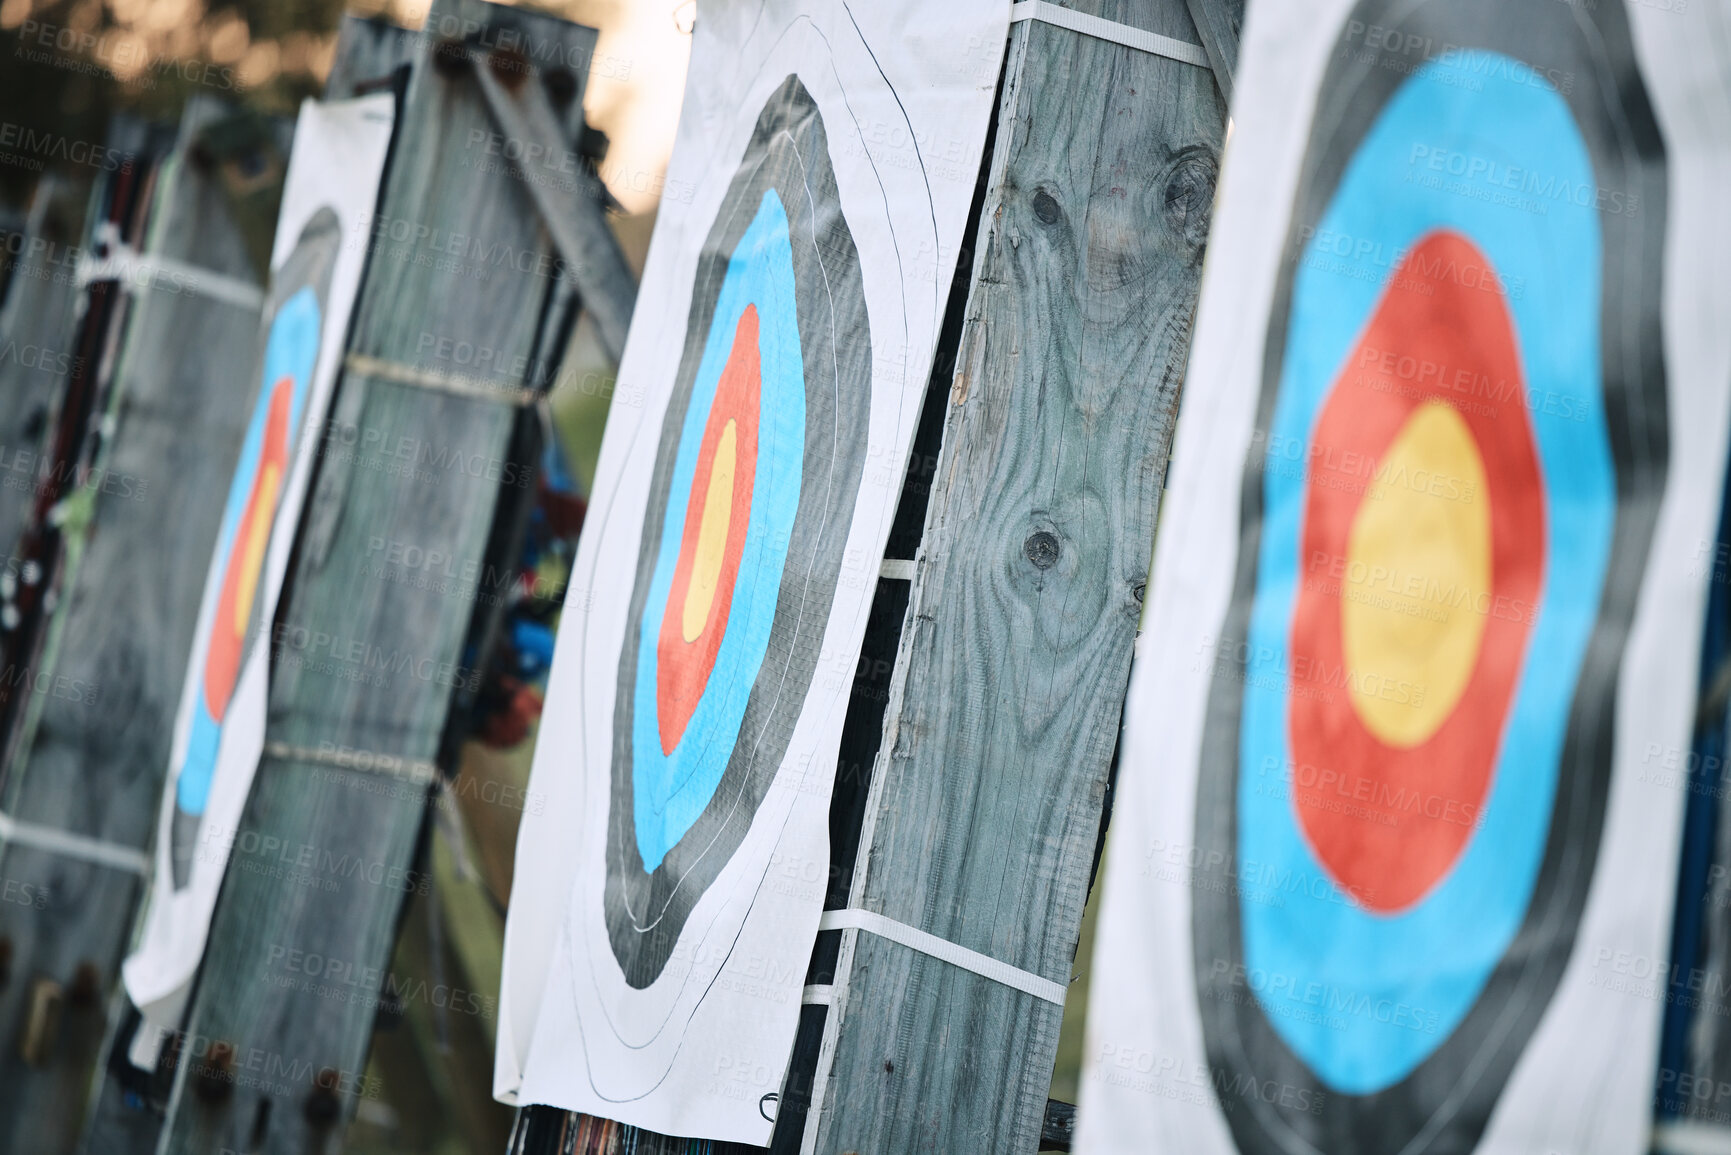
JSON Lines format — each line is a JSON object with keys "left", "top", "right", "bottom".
{"left": 878, "top": 558, "right": 916, "bottom": 581}
{"left": 344, "top": 352, "right": 539, "bottom": 408}
{"left": 75, "top": 248, "right": 264, "bottom": 311}
{"left": 1010, "top": 0, "right": 1211, "bottom": 69}
{"left": 819, "top": 907, "right": 1066, "bottom": 1005}
{"left": 0, "top": 810, "right": 150, "bottom": 875}
{"left": 1655, "top": 1121, "right": 1731, "bottom": 1155}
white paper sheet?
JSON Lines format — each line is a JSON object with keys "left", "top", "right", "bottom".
{"left": 495, "top": 0, "right": 1007, "bottom": 1142}
{"left": 1078, "top": 1, "right": 1731, "bottom": 1152}
{"left": 121, "top": 94, "right": 395, "bottom": 1061}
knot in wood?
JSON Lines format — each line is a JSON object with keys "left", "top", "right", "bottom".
{"left": 1162, "top": 148, "right": 1218, "bottom": 249}
{"left": 1032, "top": 190, "right": 1062, "bottom": 225}
{"left": 1024, "top": 531, "right": 1061, "bottom": 570}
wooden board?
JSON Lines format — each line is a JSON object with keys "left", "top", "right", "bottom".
{"left": 154, "top": 5, "right": 599, "bottom": 1151}
{"left": 1184, "top": 0, "right": 1245, "bottom": 104}
{"left": 802, "top": 2, "right": 1228, "bottom": 1151}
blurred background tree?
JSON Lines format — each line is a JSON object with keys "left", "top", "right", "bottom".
{"left": 0, "top": 0, "right": 688, "bottom": 485}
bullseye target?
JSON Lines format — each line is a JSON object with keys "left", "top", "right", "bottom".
{"left": 604, "top": 75, "right": 870, "bottom": 988}
{"left": 169, "top": 210, "right": 340, "bottom": 887}
{"left": 1190, "top": 1, "right": 1668, "bottom": 1150}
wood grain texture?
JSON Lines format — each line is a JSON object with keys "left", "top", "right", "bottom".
{"left": 806, "top": 3, "right": 1226, "bottom": 1151}
{"left": 0, "top": 99, "right": 270, "bottom": 1155}
{"left": 1184, "top": 0, "right": 1245, "bottom": 104}
{"left": 470, "top": 54, "right": 637, "bottom": 363}
{"left": 155, "top": 5, "right": 598, "bottom": 1152}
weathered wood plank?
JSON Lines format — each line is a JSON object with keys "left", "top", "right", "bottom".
{"left": 324, "top": 14, "right": 421, "bottom": 101}
{"left": 1665, "top": 479, "right": 1731, "bottom": 1128}
{"left": 469, "top": 52, "right": 636, "bottom": 363}
{"left": 1184, "top": 0, "right": 1245, "bottom": 104}
{"left": 803, "top": 2, "right": 1228, "bottom": 1151}
{"left": 0, "top": 99, "right": 273, "bottom": 1155}
{"left": 154, "top": 5, "right": 600, "bottom": 1151}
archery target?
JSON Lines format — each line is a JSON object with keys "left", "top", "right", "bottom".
{"left": 603, "top": 74, "right": 870, "bottom": 989}
{"left": 169, "top": 210, "right": 340, "bottom": 886}
{"left": 1190, "top": 1, "right": 1668, "bottom": 1150}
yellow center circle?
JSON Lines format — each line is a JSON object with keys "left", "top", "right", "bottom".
{"left": 682, "top": 419, "right": 738, "bottom": 643}
{"left": 1341, "top": 399, "right": 1491, "bottom": 748}
{"left": 233, "top": 463, "right": 281, "bottom": 635}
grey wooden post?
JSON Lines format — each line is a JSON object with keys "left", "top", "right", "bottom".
{"left": 798, "top": 2, "right": 1229, "bottom": 1151}
{"left": 151, "top": 4, "right": 610, "bottom": 1151}
{"left": 1185, "top": 0, "right": 1244, "bottom": 105}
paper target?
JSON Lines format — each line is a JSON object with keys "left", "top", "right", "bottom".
{"left": 603, "top": 74, "right": 871, "bottom": 988}
{"left": 1190, "top": 1, "right": 1668, "bottom": 1150}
